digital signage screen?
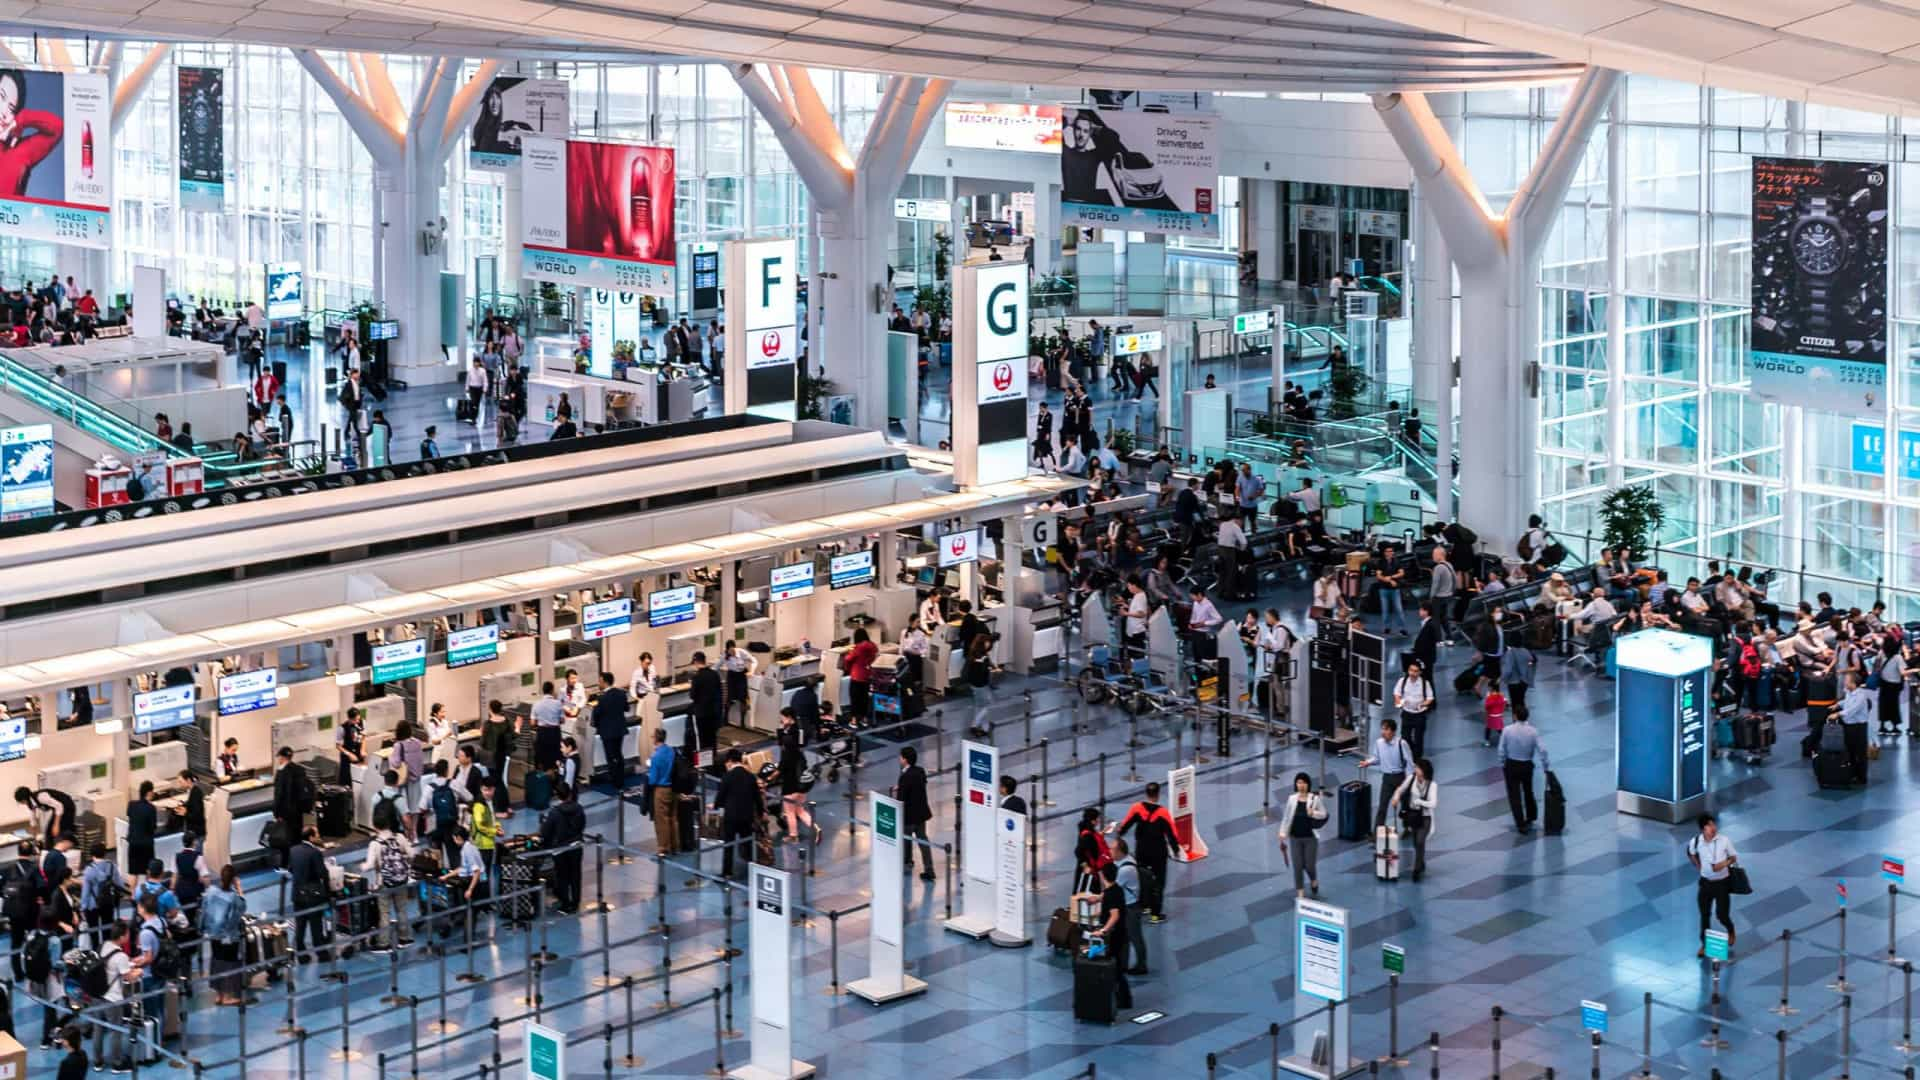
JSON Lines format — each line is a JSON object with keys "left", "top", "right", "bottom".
{"left": 217, "top": 668, "right": 278, "bottom": 717}
{"left": 0, "top": 715, "right": 24, "bottom": 762}
{"left": 648, "top": 586, "right": 698, "bottom": 628}
{"left": 0, "top": 424, "right": 55, "bottom": 521}
{"left": 768, "top": 562, "right": 816, "bottom": 602}
{"left": 582, "top": 598, "right": 633, "bottom": 640}
{"left": 134, "top": 685, "right": 197, "bottom": 734}
{"left": 521, "top": 139, "right": 676, "bottom": 296}
{"left": 937, "top": 528, "right": 981, "bottom": 567}
{"left": 371, "top": 639, "right": 428, "bottom": 684}
{"left": 830, "top": 551, "right": 875, "bottom": 589}
{"left": 445, "top": 625, "right": 501, "bottom": 669}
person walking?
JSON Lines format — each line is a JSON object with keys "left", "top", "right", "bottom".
{"left": 893, "top": 746, "right": 934, "bottom": 881}
{"left": 1688, "top": 813, "right": 1740, "bottom": 958}
{"left": 1428, "top": 547, "right": 1458, "bottom": 643}
{"left": 1277, "top": 773, "right": 1328, "bottom": 898}
{"left": 1504, "top": 642, "right": 1537, "bottom": 715}
{"left": 776, "top": 708, "right": 819, "bottom": 843}
{"left": 1497, "top": 708, "right": 1547, "bottom": 834}
{"left": 1388, "top": 759, "right": 1438, "bottom": 881}
{"left": 1358, "top": 718, "right": 1413, "bottom": 831}
{"left": 1394, "top": 660, "right": 1436, "bottom": 761}
{"left": 715, "top": 749, "right": 762, "bottom": 881}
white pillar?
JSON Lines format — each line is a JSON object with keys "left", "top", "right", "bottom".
{"left": 1248, "top": 178, "right": 1284, "bottom": 284}
{"left": 1410, "top": 178, "right": 1453, "bottom": 521}
{"left": 1032, "top": 182, "right": 1059, "bottom": 275}
{"left": 501, "top": 167, "right": 523, "bottom": 298}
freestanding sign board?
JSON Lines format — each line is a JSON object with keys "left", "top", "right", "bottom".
{"left": 944, "top": 740, "right": 998, "bottom": 938}
{"left": 846, "top": 794, "right": 927, "bottom": 1004}
{"left": 951, "top": 262, "right": 1030, "bottom": 489}
{"left": 1614, "top": 629, "right": 1714, "bottom": 823}
{"left": 990, "top": 808, "right": 1030, "bottom": 947}
{"left": 724, "top": 238, "right": 799, "bottom": 421}
{"left": 1168, "top": 765, "right": 1209, "bottom": 861}
{"left": 1287, "top": 898, "right": 1363, "bottom": 1078}
{"left": 525, "top": 1022, "right": 566, "bottom": 1080}
{"left": 729, "top": 865, "right": 815, "bottom": 1080}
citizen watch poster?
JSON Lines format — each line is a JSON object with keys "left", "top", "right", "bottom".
{"left": 1060, "top": 108, "right": 1216, "bottom": 238}
{"left": 521, "top": 138, "right": 675, "bottom": 296}
{"left": 0, "top": 68, "right": 110, "bottom": 250}
{"left": 177, "top": 66, "right": 223, "bottom": 211}
{"left": 1751, "top": 156, "right": 1888, "bottom": 414}
{"left": 470, "top": 76, "right": 568, "bottom": 172}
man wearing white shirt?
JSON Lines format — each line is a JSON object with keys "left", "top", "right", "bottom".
{"left": 629, "top": 653, "right": 658, "bottom": 700}
{"left": 1678, "top": 579, "right": 1710, "bottom": 615}
{"left": 1057, "top": 437, "right": 1087, "bottom": 477}
{"left": 1255, "top": 610, "right": 1294, "bottom": 711}
{"left": 1215, "top": 515, "right": 1248, "bottom": 552}
{"left": 1358, "top": 718, "right": 1414, "bottom": 830}
{"left": 1571, "top": 589, "right": 1617, "bottom": 637}
{"left": 464, "top": 359, "right": 490, "bottom": 421}
{"left": 560, "top": 670, "right": 589, "bottom": 719}
{"left": 1687, "top": 814, "right": 1739, "bottom": 958}
{"left": 1289, "top": 478, "right": 1320, "bottom": 515}
{"left": 1838, "top": 671, "right": 1874, "bottom": 785}
{"left": 1187, "top": 586, "right": 1223, "bottom": 662}
{"left": 1122, "top": 577, "right": 1150, "bottom": 651}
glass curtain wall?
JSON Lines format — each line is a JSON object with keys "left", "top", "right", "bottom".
{"left": 0, "top": 43, "right": 877, "bottom": 319}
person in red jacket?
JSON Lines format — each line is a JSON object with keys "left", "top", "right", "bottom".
{"left": 842, "top": 627, "right": 878, "bottom": 722}
{"left": 1112, "top": 782, "right": 1178, "bottom": 922}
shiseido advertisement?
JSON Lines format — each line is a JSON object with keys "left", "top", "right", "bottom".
{"left": 177, "top": 66, "right": 223, "bottom": 211}
{"left": 469, "top": 76, "right": 568, "bottom": 171}
{"left": 1060, "top": 108, "right": 1216, "bottom": 237}
{"left": 1751, "top": 156, "right": 1888, "bottom": 414}
{"left": 0, "top": 68, "right": 110, "bottom": 249}
{"left": 521, "top": 138, "right": 675, "bottom": 296}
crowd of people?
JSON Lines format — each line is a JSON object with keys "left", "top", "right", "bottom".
{"left": 3, "top": 276, "right": 107, "bottom": 348}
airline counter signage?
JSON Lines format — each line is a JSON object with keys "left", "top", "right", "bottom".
{"left": 134, "top": 685, "right": 197, "bottom": 734}
{"left": 217, "top": 668, "right": 279, "bottom": 716}
{"left": 648, "top": 585, "right": 697, "bottom": 627}
{"left": 371, "top": 639, "right": 428, "bottom": 683}
{"left": 769, "top": 561, "right": 816, "bottom": 602}
{"left": 938, "top": 528, "right": 980, "bottom": 567}
{"left": 830, "top": 550, "right": 875, "bottom": 589}
{"left": 445, "top": 625, "right": 501, "bottom": 669}
{"left": 581, "top": 598, "right": 633, "bottom": 640}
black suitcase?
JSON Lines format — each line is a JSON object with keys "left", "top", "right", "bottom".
{"left": 1453, "top": 666, "right": 1480, "bottom": 695}
{"left": 317, "top": 785, "right": 353, "bottom": 838}
{"left": 1072, "top": 950, "right": 1118, "bottom": 1023}
{"left": 456, "top": 395, "right": 476, "bottom": 422}
{"left": 1734, "top": 713, "right": 1775, "bottom": 751}
{"left": 1337, "top": 779, "right": 1371, "bottom": 842}
{"left": 336, "top": 873, "right": 377, "bottom": 937}
{"left": 677, "top": 794, "right": 700, "bottom": 853}
{"left": 1814, "top": 751, "right": 1852, "bottom": 790}
{"left": 1542, "top": 771, "right": 1566, "bottom": 835}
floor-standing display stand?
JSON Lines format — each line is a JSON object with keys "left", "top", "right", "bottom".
{"left": 989, "top": 807, "right": 1031, "bottom": 947}
{"left": 943, "top": 741, "right": 998, "bottom": 938}
{"left": 1613, "top": 629, "right": 1714, "bottom": 823}
{"left": 847, "top": 794, "right": 928, "bottom": 1003}
{"left": 729, "top": 865, "right": 815, "bottom": 1080}
{"left": 1284, "top": 898, "right": 1365, "bottom": 1078}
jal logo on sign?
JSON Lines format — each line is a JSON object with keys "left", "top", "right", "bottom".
{"left": 749, "top": 326, "right": 794, "bottom": 369}
{"left": 977, "top": 357, "right": 1027, "bottom": 404}
{"left": 760, "top": 329, "right": 782, "bottom": 357}
{"left": 993, "top": 363, "right": 1013, "bottom": 393}
{"left": 972, "top": 263, "right": 1028, "bottom": 364}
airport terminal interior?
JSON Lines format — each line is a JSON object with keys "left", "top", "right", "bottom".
{"left": 6, "top": 5, "right": 1920, "bottom": 1079}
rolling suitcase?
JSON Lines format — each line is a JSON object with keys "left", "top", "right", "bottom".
{"left": 1072, "top": 949, "right": 1118, "bottom": 1023}
{"left": 1452, "top": 666, "right": 1479, "bottom": 695}
{"left": 316, "top": 785, "right": 353, "bottom": 839}
{"left": 1814, "top": 751, "right": 1852, "bottom": 790}
{"left": 1372, "top": 826, "right": 1399, "bottom": 880}
{"left": 336, "top": 873, "right": 377, "bottom": 938}
{"left": 523, "top": 769, "right": 553, "bottom": 812}
{"left": 1543, "top": 771, "right": 1566, "bottom": 835}
{"left": 1046, "top": 908, "right": 1082, "bottom": 953}
{"left": 1734, "top": 713, "right": 1775, "bottom": 751}
{"left": 1337, "top": 777, "right": 1371, "bottom": 842}
{"left": 131, "top": 1004, "right": 162, "bottom": 1064}
{"left": 1749, "top": 672, "right": 1775, "bottom": 710}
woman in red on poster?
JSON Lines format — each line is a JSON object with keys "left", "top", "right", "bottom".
{"left": 0, "top": 71, "right": 60, "bottom": 198}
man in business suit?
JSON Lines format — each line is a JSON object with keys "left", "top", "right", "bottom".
{"left": 687, "top": 652, "right": 723, "bottom": 769}
{"left": 271, "top": 747, "right": 315, "bottom": 870}
{"left": 287, "top": 825, "right": 333, "bottom": 961}
{"left": 1411, "top": 601, "right": 1442, "bottom": 678}
{"left": 714, "top": 749, "right": 762, "bottom": 880}
{"left": 893, "top": 746, "right": 934, "bottom": 881}
{"left": 590, "top": 671, "right": 632, "bottom": 789}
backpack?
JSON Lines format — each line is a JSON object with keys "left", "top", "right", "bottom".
{"left": 1737, "top": 640, "right": 1762, "bottom": 680}
{"left": 377, "top": 838, "right": 411, "bottom": 889}
{"left": 430, "top": 783, "right": 458, "bottom": 834}
{"left": 151, "top": 931, "right": 186, "bottom": 980}
{"left": 22, "top": 930, "right": 50, "bottom": 982}
{"left": 373, "top": 793, "right": 403, "bottom": 834}
{"left": 670, "top": 746, "right": 696, "bottom": 794}
{"left": 3, "top": 863, "right": 38, "bottom": 919}
{"left": 70, "top": 945, "right": 111, "bottom": 1000}
{"left": 93, "top": 872, "right": 123, "bottom": 921}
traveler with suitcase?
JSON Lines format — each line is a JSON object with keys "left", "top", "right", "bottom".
{"left": 1873, "top": 639, "right": 1906, "bottom": 737}
{"left": 1110, "top": 840, "right": 1148, "bottom": 975}
{"left": 1497, "top": 708, "right": 1547, "bottom": 834}
{"left": 1838, "top": 672, "right": 1876, "bottom": 786}
{"left": 1112, "top": 784, "right": 1176, "bottom": 923}
{"left": 1358, "top": 719, "right": 1414, "bottom": 831}
{"left": 365, "top": 821, "right": 414, "bottom": 952}
{"left": 539, "top": 782, "right": 587, "bottom": 914}
{"left": 1387, "top": 759, "right": 1438, "bottom": 881}
{"left": 1081, "top": 863, "right": 1134, "bottom": 1016}
{"left": 1277, "top": 773, "right": 1328, "bottom": 898}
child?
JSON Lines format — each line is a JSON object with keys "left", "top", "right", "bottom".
{"left": 1483, "top": 688, "right": 1507, "bottom": 748}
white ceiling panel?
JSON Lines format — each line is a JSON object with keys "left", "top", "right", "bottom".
{"left": 1720, "top": 38, "right": 1884, "bottom": 83}
{"left": 1784, "top": 4, "right": 1920, "bottom": 53}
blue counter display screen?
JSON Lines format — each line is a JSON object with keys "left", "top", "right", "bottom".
{"left": 134, "top": 685, "right": 197, "bottom": 734}
{"left": 647, "top": 586, "right": 697, "bottom": 628}
{"left": 1678, "top": 672, "right": 1708, "bottom": 801}
{"left": 582, "top": 598, "right": 633, "bottom": 640}
{"left": 1616, "top": 667, "right": 1677, "bottom": 801}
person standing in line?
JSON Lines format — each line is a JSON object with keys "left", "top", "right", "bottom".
{"left": 893, "top": 746, "right": 934, "bottom": 882}
{"left": 590, "top": 671, "right": 631, "bottom": 788}
{"left": 644, "top": 728, "right": 678, "bottom": 854}
{"left": 1087, "top": 862, "right": 1134, "bottom": 1011}
{"left": 1472, "top": 610, "right": 1507, "bottom": 698}
{"left": 1358, "top": 718, "right": 1413, "bottom": 831}
{"left": 1874, "top": 637, "right": 1906, "bottom": 738}
{"left": 1839, "top": 671, "right": 1875, "bottom": 786}
{"left": 538, "top": 782, "right": 587, "bottom": 914}
{"left": 687, "top": 652, "right": 723, "bottom": 763}
{"left": 1277, "top": 773, "right": 1327, "bottom": 898}
{"left": 479, "top": 700, "right": 516, "bottom": 815}
{"left": 1497, "top": 707, "right": 1546, "bottom": 834}
{"left": 1388, "top": 759, "right": 1438, "bottom": 881}
{"left": 125, "top": 782, "right": 157, "bottom": 891}
{"left": 1371, "top": 542, "right": 1410, "bottom": 636}
{"left": 714, "top": 749, "right": 762, "bottom": 881}
{"left": 718, "top": 639, "right": 756, "bottom": 727}
{"left": 1688, "top": 813, "right": 1739, "bottom": 958}
{"left": 287, "top": 825, "right": 333, "bottom": 961}
{"left": 998, "top": 775, "right": 1027, "bottom": 816}
{"left": 1110, "top": 838, "right": 1148, "bottom": 976}
{"left": 1393, "top": 660, "right": 1436, "bottom": 761}
{"left": 843, "top": 628, "right": 879, "bottom": 722}
{"left": 530, "top": 680, "right": 565, "bottom": 775}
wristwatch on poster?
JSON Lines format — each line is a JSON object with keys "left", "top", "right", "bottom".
{"left": 1790, "top": 193, "right": 1849, "bottom": 335}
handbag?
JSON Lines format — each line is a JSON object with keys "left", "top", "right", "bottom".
{"left": 1725, "top": 865, "right": 1753, "bottom": 895}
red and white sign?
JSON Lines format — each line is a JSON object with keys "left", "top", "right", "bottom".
{"left": 85, "top": 465, "right": 129, "bottom": 508}
{"left": 749, "top": 325, "right": 795, "bottom": 369}
{"left": 167, "top": 458, "right": 205, "bottom": 497}
{"left": 937, "top": 527, "right": 979, "bottom": 567}
{"left": 1167, "top": 765, "right": 1209, "bottom": 862}
{"left": 977, "top": 358, "right": 1027, "bottom": 404}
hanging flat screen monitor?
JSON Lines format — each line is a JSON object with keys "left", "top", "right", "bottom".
{"left": 769, "top": 561, "right": 816, "bottom": 602}
{"left": 445, "top": 625, "right": 501, "bottom": 669}
{"left": 217, "top": 668, "right": 279, "bottom": 716}
{"left": 371, "top": 639, "right": 428, "bottom": 683}
{"left": 0, "top": 715, "right": 23, "bottom": 762}
{"left": 830, "top": 551, "right": 875, "bottom": 589}
{"left": 582, "top": 598, "right": 634, "bottom": 640}
{"left": 134, "top": 685, "right": 197, "bottom": 734}
{"left": 648, "top": 586, "right": 698, "bottom": 628}
{"left": 937, "top": 528, "right": 980, "bottom": 567}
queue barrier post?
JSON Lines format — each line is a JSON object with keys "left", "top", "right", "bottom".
{"left": 329, "top": 961, "right": 362, "bottom": 1062}
{"left": 1840, "top": 993, "right": 1853, "bottom": 1080}
{"left": 603, "top": 1024, "right": 614, "bottom": 1080}
{"left": 710, "top": 987, "right": 727, "bottom": 1078}
{"left": 1772, "top": 929, "right": 1797, "bottom": 1016}
{"left": 1700, "top": 961, "right": 1729, "bottom": 1050}
{"left": 1124, "top": 711, "right": 1143, "bottom": 783}
{"left": 458, "top": 899, "right": 483, "bottom": 984}
{"left": 1269, "top": 1021, "right": 1281, "bottom": 1080}
{"left": 1490, "top": 1005, "right": 1502, "bottom": 1080}
{"left": 1379, "top": 972, "right": 1408, "bottom": 1066}
{"left": 1590, "top": 1032, "right": 1601, "bottom": 1080}
{"left": 594, "top": 877, "right": 618, "bottom": 987}
{"left": 276, "top": 942, "right": 299, "bottom": 1036}
{"left": 1640, "top": 990, "right": 1659, "bottom": 1079}
{"left": 236, "top": 988, "right": 250, "bottom": 1078}
{"left": 491, "top": 1015, "right": 503, "bottom": 1073}
{"left": 620, "top": 974, "right": 643, "bottom": 1067}
{"left": 1776, "top": 1028, "right": 1788, "bottom": 1080}
{"left": 1024, "top": 689, "right": 1034, "bottom": 745}
{"left": 1206, "top": 1052, "right": 1217, "bottom": 1080}
{"left": 381, "top": 936, "right": 404, "bottom": 1005}
{"left": 1893, "top": 884, "right": 1906, "bottom": 968}
{"left": 1098, "top": 751, "right": 1108, "bottom": 809}
{"left": 1040, "top": 739, "right": 1052, "bottom": 809}
{"left": 1901, "top": 961, "right": 1919, "bottom": 1053}
{"left": 429, "top": 933, "right": 458, "bottom": 1035}
{"left": 1832, "top": 909, "right": 1855, "bottom": 993}
{"left": 943, "top": 843, "right": 954, "bottom": 921}
{"left": 1428, "top": 1031, "right": 1439, "bottom": 1080}
{"left": 407, "top": 994, "right": 421, "bottom": 1078}
{"left": 828, "top": 911, "right": 844, "bottom": 995}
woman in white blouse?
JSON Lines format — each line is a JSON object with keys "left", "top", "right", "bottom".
{"left": 1389, "top": 759, "right": 1438, "bottom": 881}
{"left": 1276, "top": 773, "right": 1328, "bottom": 898}
{"left": 425, "top": 702, "right": 458, "bottom": 768}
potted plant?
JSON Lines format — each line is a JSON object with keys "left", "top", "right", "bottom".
{"left": 1599, "top": 485, "right": 1665, "bottom": 558}
{"left": 539, "top": 281, "right": 564, "bottom": 318}
{"left": 799, "top": 369, "right": 835, "bottom": 421}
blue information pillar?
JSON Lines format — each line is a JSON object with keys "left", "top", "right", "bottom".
{"left": 1614, "top": 629, "right": 1714, "bottom": 823}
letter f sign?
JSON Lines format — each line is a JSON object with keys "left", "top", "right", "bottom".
{"left": 760, "top": 256, "right": 784, "bottom": 309}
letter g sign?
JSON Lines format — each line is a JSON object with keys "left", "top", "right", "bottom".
{"left": 986, "top": 282, "right": 1018, "bottom": 338}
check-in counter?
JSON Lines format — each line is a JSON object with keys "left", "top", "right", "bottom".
{"left": 206, "top": 775, "right": 276, "bottom": 870}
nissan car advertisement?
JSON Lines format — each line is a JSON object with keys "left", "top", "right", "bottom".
{"left": 1060, "top": 108, "right": 1217, "bottom": 238}
{"left": 1750, "top": 156, "right": 1888, "bottom": 414}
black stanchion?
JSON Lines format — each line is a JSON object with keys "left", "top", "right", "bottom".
{"left": 1590, "top": 1032, "right": 1601, "bottom": 1079}
{"left": 276, "top": 947, "right": 299, "bottom": 1035}
{"left": 1123, "top": 711, "right": 1142, "bottom": 783}
{"left": 611, "top": 799, "right": 634, "bottom": 865}
{"left": 1490, "top": 1005, "right": 1502, "bottom": 1079}
{"left": 490, "top": 1015, "right": 503, "bottom": 1073}
{"left": 1701, "top": 961, "right": 1729, "bottom": 1049}
{"left": 1773, "top": 929, "right": 1797, "bottom": 1016}
{"left": 295, "top": 1026, "right": 309, "bottom": 1080}
{"left": 943, "top": 843, "right": 954, "bottom": 920}
{"left": 710, "top": 987, "right": 727, "bottom": 1078}
{"left": 237, "top": 990, "right": 250, "bottom": 1076}
{"left": 458, "top": 900, "right": 484, "bottom": 984}
{"left": 407, "top": 994, "right": 422, "bottom": 1078}
{"left": 1839, "top": 993, "right": 1853, "bottom": 1079}
{"left": 621, "top": 974, "right": 643, "bottom": 1067}
{"left": 1776, "top": 1028, "right": 1788, "bottom": 1080}
{"left": 1640, "top": 990, "right": 1660, "bottom": 1079}
{"left": 1832, "top": 909, "right": 1855, "bottom": 993}
{"left": 381, "top": 937, "right": 406, "bottom": 1005}
{"left": 1269, "top": 1021, "right": 1280, "bottom": 1080}
{"left": 428, "top": 938, "right": 458, "bottom": 1034}
{"left": 603, "top": 1024, "right": 615, "bottom": 1080}
{"left": 1206, "top": 1052, "right": 1217, "bottom": 1079}
{"left": 828, "top": 911, "right": 843, "bottom": 995}
{"left": 1378, "top": 972, "right": 1408, "bottom": 1066}
{"left": 1428, "top": 1031, "right": 1439, "bottom": 1079}
{"left": 1040, "top": 739, "right": 1052, "bottom": 808}
{"left": 1901, "top": 961, "right": 1919, "bottom": 1053}
{"left": 329, "top": 962, "right": 362, "bottom": 1061}
{"left": 1893, "top": 884, "right": 1906, "bottom": 967}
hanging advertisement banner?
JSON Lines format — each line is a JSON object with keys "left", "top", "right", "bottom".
{"left": 0, "top": 69, "right": 111, "bottom": 249}
{"left": 469, "top": 76, "right": 568, "bottom": 171}
{"left": 522, "top": 138, "right": 675, "bottom": 296}
{"left": 0, "top": 423, "right": 54, "bottom": 520}
{"left": 990, "top": 807, "right": 1030, "bottom": 947}
{"left": 1750, "top": 156, "right": 1888, "bottom": 414}
{"left": 176, "top": 66, "right": 223, "bottom": 212}
{"left": 944, "top": 740, "right": 998, "bottom": 938}
{"left": 735, "top": 864, "right": 815, "bottom": 1080}
{"left": 1167, "top": 765, "right": 1209, "bottom": 861}
{"left": 724, "top": 238, "right": 798, "bottom": 420}
{"left": 1060, "top": 109, "right": 1216, "bottom": 238}
{"left": 1084, "top": 89, "right": 1209, "bottom": 112}
{"left": 952, "top": 262, "right": 1030, "bottom": 488}
{"left": 846, "top": 793, "right": 928, "bottom": 1004}
{"left": 944, "top": 102, "right": 1063, "bottom": 154}
{"left": 264, "top": 262, "right": 303, "bottom": 320}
